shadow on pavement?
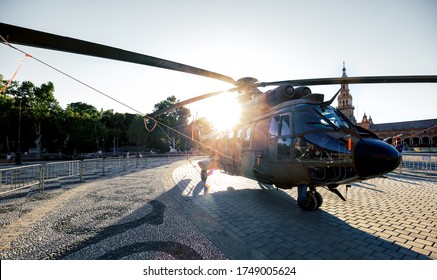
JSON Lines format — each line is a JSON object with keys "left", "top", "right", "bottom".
{"left": 36, "top": 172, "right": 430, "bottom": 260}
{"left": 176, "top": 179, "right": 431, "bottom": 260}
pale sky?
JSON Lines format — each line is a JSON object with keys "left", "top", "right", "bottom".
{"left": 1, "top": 0, "right": 436, "bottom": 127}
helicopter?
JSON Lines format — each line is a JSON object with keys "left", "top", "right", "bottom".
{"left": 1, "top": 22, "right": 437, "bottom": 210}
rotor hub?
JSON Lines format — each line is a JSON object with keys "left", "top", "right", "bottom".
{"left": 235, "top": 77, "right": 260, "bottom": 94}
{"left": 236, "top": 77, "right": 258, "bottom": 87}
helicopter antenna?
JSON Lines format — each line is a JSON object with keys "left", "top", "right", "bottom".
{"left": 323, "top": 87, "right": 342, "bottom": 106}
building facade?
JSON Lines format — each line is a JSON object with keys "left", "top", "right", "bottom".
{"left": 337, "top": 63, "right": 437, "bottom": 148}
{"left": 359, "top": 117, "right": 437, "bottom": 148}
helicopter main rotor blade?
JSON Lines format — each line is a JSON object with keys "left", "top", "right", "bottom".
{"left": 0, "top": 22, "right": 236, "bottom": 85}
{"left": 257, "top": 76, "right": 437, "bottom": 87}
{"left": 146, "top": 89, "right": 233, "bottom": 118}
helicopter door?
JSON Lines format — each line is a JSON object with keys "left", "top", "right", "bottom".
{"left": 240, "top": 126, "right": 254, "bottom": 179}
{"left": 267, "top": 115, "right": 280, "bottom": 161}
{"left": 251, "top": 119, "right": 271, "bottom": 182}
{"left": 267, "top": 114, "right": 294, "bottom": 161}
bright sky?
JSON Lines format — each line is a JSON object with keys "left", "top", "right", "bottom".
{"left": 1, "top": 0, "right": 436, "bottom": 129}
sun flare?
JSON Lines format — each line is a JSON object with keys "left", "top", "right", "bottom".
{"left": 189, "top": 94, "right": 241, "bottom": 132}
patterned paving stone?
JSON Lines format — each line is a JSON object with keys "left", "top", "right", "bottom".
{"left": 173, "top": 159, "right": 437, "bottom": 259}
{"left": 0, "top": 157, "right": 435, "bottom": 261}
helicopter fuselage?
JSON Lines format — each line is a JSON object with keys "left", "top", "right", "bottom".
{"left": 1, "top": 22, "right": 416, "bottom": 211}
{"left": 199, "top": 86, "right": 401, "bottom": 210}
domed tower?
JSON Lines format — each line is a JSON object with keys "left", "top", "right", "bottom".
{"left": 337, "top": 62, "right": 357, "bottom": 124}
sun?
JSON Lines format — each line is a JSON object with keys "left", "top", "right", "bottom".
{"left": 189, "top": 93, "right": 241, "bottom": 131}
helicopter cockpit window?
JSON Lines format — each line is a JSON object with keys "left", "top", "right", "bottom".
{"left": 320, "top": 108, "right": 350, "bottom": 129}
{"left": 294, "top": 104, "right": 349, "bottom": 135}
{"left": 280, "top": 115, "right": 291, "bottom": 136}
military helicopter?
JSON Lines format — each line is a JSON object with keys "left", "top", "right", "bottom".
{"left": 2, "top": 22, "right": 437, "bottom": 210}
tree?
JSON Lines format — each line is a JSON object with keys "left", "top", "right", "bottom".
{"left": 191, "top": 116, "right": 214, "bottom": 141}
{"left": 0, "top": 80, "right": 65, "bottom": 156}
{"left": 64, "top": 102, "right": 106, "bottom": 154}
{"left": 0, "top": 86, "right": 15, "bottom": 153}
{"left": 145, "top": 96, "right": 191, "bottom": 152}
{"left": 27, "top": 82, "right": 63, "bottom": 153}
{"left": 127, "top": 114, "right": 148, "bottom": 147}
{"left": 101, "top": 110, "right": 139, "bottom": 154}
{"left": 0, "top": 78, "right": 197, "bottom": 156}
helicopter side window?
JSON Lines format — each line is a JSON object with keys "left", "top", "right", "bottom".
{"left": 242, "top": 127, "right": 251, "bottom": 148}
{"left": 294, "top": 137, "right": 321, "bottom": 161}
{"left": 277, "top": 114, "right": 292, "bottom": 160}
{"left": 293, "top": 133, "right": 352, "bottom": 163}
{"left": 237, "top": 129, "right": 243, "bottom": 142}
{"left": 268, "top": 116, "right": 280, "bottom": 138}
{"left": 278, "top": 138, "right": 292, "bottom": 160}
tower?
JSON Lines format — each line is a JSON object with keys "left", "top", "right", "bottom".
{"left": 337, "top": 62, "right": 357, "bottom": 124}
{"left": 359, "top": 112, "right": 373, "bottom": 130}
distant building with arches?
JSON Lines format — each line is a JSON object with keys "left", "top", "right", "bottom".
{"left": 358, "top": 116, "right": 437, "bottom": 148}
{"left": 337, "top": 63, "right": 437, "bottom": 148}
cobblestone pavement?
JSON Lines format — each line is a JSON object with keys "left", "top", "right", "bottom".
{"left": 173, "top": 160, "right": 437, "bottom": 260}
{"left": 0, "top": 157, "right": 435, "bottom": 260}
{"left": 0, "top": 157, "right": 226, "bottom": 260}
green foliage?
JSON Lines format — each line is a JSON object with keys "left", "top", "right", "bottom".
{"left": 127, "top": 115, "right": 148, "bottom": 146}
{"left": 146, "top": 95, "right": 192, "bottom": 152}
{"left": 0, "top": 79, "right": 208, "bottom": 156}
{"left": 0, "top": 80, "right": 63, "bottom": 154}
{"left": 63, "top": 102, "right": 106, "bottom": 153}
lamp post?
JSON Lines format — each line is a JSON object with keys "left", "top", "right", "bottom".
{"left": 15, "top": 96, "right": 22, "bottom": 165}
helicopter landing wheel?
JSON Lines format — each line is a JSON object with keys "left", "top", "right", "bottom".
{"left": 314, "top": 191, "right": 323, "bottom": 209}
{"left": 201, "top": 169, "right": 208, "bottom": 181}
{"left": 298, "top": 191, "right": 318, "bottom": 211}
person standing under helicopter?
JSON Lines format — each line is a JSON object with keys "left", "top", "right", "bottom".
{"left": 395, "top": 140, "right": 404, "bottom": 174}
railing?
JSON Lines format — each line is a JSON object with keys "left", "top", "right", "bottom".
{"left": 401, "top": 152, "right": 437, "bottom": 170}
{"left": 0, "top": 154, "right": 195, "bottom": 196}
{"left": 0, "top": 164, "right": 43, "bottom": 194}
{"left": 1, "top": 152, "right": 434, "bottom": 196}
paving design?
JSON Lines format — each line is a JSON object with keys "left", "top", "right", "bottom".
{"left": 173, "top": 161, "right": 437, "bottom": 260}
{"left": 0, "top": 157, "right": 435, "bottom": 260}
{"left": 0, "top": 158, "right": 226, "bottom": 260}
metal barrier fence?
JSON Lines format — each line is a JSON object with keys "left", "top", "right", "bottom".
{"left": 1, "top": 153, "right": 435, "bottom": 196}
{"left": 0, "top": 154, "right": 193, "bottom": 195}
{"left": 0, "top": 164, "right": 43, "bottom": 194}
{"left": 402, "top": 153, "right": 437, "bottom": 170}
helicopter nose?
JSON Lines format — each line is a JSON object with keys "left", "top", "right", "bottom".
{"left": 354, "top": 138, "right": 401, "bottom": 178}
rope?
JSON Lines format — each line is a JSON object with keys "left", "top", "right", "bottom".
{"left": 1, "top": 36, "right": 144, "bottom": 115}
{"left": 1, "top": 37, "right": 236, "bottom": 163}
{"left": 143, "top": 114, "right": 235, "bottom": 161}
{"left": 0, "top": 35, "right": 31, "bottom": 94}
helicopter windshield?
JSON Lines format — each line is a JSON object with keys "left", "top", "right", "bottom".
{"left": 294, "top": 104, "right": 350, "bottom": 135}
